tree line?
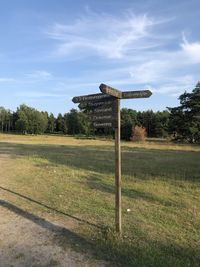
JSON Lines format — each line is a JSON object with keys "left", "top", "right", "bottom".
{"left": 0, "top": 104, "right": 170, "bottom": 138}
{"left": 0, "top": 82, "right": 199, "bottom": 143}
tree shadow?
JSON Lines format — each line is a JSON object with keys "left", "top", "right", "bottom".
{"left": 146, "top": 139, "right": 169, "bottom": 143}
{"left": 0, "top": 186, "right": 101, "bottom": 229}
{"left": 83, "top": 175, "right": 184, "bottom": 208}
{"left": 0, "top": 141, "right": 200, "bottom": 180}
{"left": 0, "top": 199, "right": 104, "bottom": 264}
{"left": 0, "top": 200, "right": 199, "bottom": 266}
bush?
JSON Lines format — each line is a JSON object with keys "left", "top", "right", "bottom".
{"left": 131, "top": 126, "right": 146, "bottom": 142}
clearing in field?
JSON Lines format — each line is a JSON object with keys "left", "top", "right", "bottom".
{"left": 0, "top": 134, "right": 200, "bottom": 267}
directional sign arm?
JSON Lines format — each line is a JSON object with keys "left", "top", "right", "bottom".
{"left": 99, "top": 84, "right": 122, "bottom": 98}
{"left": 72, "top": 93, "right": 112, "bottom": 103}
{"left": 78, "top": 99, "right": 114, "bottom": 109}
{"left": 122, "top": 90, "right": 152, "bottom": 99}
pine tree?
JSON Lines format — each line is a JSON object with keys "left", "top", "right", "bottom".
{"left": 168, "top": 82, "right": 200, "bottom": 143}
{"left": 121, "top": 108, "right": 137, "bottom": 140}
{"left": 48, "top": 113, "right": 56, "bottom": 133}
{"left": 56, "top": 113, "right": 63, "bottom": 132}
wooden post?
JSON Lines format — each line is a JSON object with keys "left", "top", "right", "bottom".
{"left": 73, "top": 84, "right": 152, "bottom": 235}
{"left": 115, "top": 98, "right": 121, "bottom": 235}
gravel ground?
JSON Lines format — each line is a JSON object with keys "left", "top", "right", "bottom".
{"left": 0, "top": 199, "right": 111, "bottom": 267}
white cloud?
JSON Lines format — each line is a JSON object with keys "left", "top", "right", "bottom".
{"left": 11, "top": 11, "right": 195, "bottom": 101}
{"left": 130, "top": 60, "right": 170, "bottom": 83}
{"left": 127, "top": 34, "right": 200, "bottom": 91}
{"left": 26, "top": 70, "right": 52, "bottom": 80}
{"left": 46, "top": 12, "right": 165, "bottom": 59}
{"left": 153, "top": 75, "right": 196, "bottom": 96}
{"left": 181, "top": 33, "right": 200, "bottom": 64}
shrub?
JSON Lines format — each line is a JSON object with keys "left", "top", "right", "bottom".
{"left": 131, "top": 125, "right": 146, "bottom": 142}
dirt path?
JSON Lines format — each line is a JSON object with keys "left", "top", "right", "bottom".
{"left": 0, "top": 199, "right": 111, "bottom": 267}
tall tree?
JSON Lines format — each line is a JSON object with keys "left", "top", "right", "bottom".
{"left": 137, "top": 110, "right": 152, "bottom": 137}
{"left": 63, "top": 113, "right": 68, "bottom": 134}
{"left": 154, "top": 111, "right": 169, "bottom": 138}
{"left": 15, "top": 107, "right": 28, "bottom": 133}
{"left": 121, "top": 108, "right": 138, "bottom": 140}
{"left": 168, "top": 82, "right": 200, "bottom": 143}
{"left": 137, "top": 110, "right": 169, "bottom": 138}
{"left": 0, "top": 107, "right": 14, "bottom": 132}
{"left": 48, "top": 113, "right": 56, "bottom": 133}
{"left": 66, "top": 109, "right": 91, "bottom": 135}
{"left": 15, "top": 104, "right": 48, "bottom": 134}
{"left": 56, "top": 113, "right": 63, "bottom": 132}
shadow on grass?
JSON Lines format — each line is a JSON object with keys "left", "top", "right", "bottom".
{"left": 146, "top": 138, "right": 170, "bottom": 143}
{"left": 0, "top": 199, "right": 199, "bottom": 267}
{"left": 84, "top": 175, "right": 185, "bottom": 208}
{"left": 0, "top": 199, "right": 99, "bottom": 260}
{"left": 0, "top": 186, "right": 101, "bottom": 229}
{"left": 0, "top": 141, "right": 200, "bottom": 181}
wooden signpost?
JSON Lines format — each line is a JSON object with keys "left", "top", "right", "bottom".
{"left": 72, "top": 83, "right": 152, "bottom": 235}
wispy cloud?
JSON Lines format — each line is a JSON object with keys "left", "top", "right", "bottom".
{"left": 43, "top": 10, "right": 200, "bottom": 98}
{"left": 5, "top": 10, "right": 197, "bottom": 102}
{"left": 45, "top": 12, "right": 168, "bottom": 59}
{"left": 25, "top": 70, "right": 52, "bottom": 80}
{"left": 152, "top": 75, "right": 196, "bottom": 96}
{"left": 181, "top": 33, "right": 200, "bottom": 64}
{"left": 125, "top": 34, "right": 200, "bottom": 94}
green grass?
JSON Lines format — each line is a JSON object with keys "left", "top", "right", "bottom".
{"left": 0, "top": 133, "right": 200, "bottom": 267}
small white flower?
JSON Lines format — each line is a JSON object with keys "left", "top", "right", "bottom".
{"left": 127, "top": 208, "right": 131, "bottom": 212}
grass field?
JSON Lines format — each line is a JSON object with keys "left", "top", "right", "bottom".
{"left": 0, "top": 133, "right": 200, "bottom": 267}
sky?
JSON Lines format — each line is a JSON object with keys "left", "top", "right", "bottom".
{"left": 0, "top": 0, "right": 200, "bottom": 115}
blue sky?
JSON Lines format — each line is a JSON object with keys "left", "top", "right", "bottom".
{"left": 0, "top": 0, "right": 200, "bottom": 115}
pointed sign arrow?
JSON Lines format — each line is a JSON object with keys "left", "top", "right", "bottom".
{"left": 122, "top": 90, "right": 152, "bottom": 99}
{"left": 99, "top": 83, "right": 122, "bottom": 98}
{"left": 72, "top": 93, "right": 113, "bottom": 103}
{"left": 99, "top": 84, "right": 152, "bottom": 99}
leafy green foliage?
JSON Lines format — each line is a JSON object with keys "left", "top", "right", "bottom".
{"left": 121, "top": 108, "right": 138, "bottom": 140}
{"left": 15, "top": 104, "right": 48, "bottom": 134}
{"left": 168, "top": 82, "right": 200, "bottom": 143}
{"left": 48, "top": 113, "right": 56, "bottom": 133}
{"left": 65, "top": 109, "right": 91, "bottom": 135}
{"left": 137, "top": 110, "right": 169, "bottom": 138}
{"left": 0, "top": 107, "right": 13, "bottom": 132}
{"left": 56, "top": 113, "right": 64, "bottom": 132}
